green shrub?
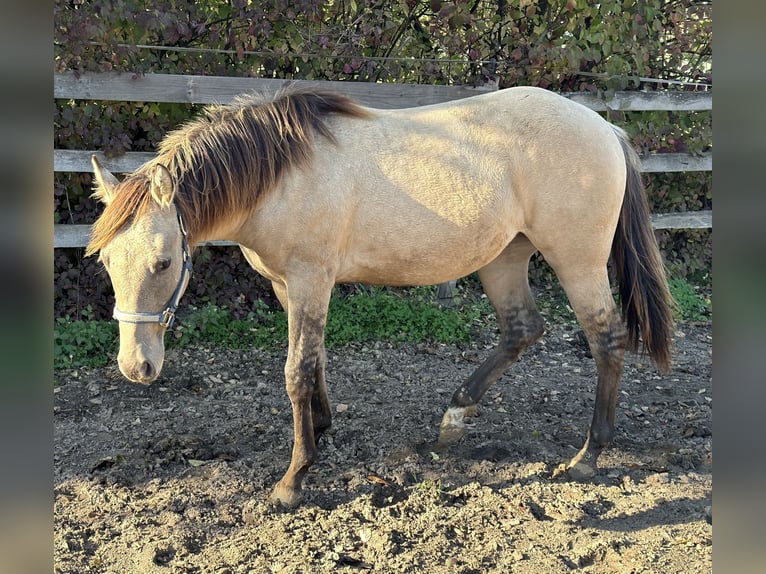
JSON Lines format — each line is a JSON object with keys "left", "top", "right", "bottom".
{"left": 54, "top": 0, "right": 712, "bottom": 322}
{"left": 668, "top": 278, "right": 711, "bottom": 322}
{"left": 325, "top": 286, "right": 487, "bottom": 347}
{"left": 169, "top": 301, "right": 288, "bottom": 349}
{"left": 54, "top": 306, "right": 118, "bottom": 369}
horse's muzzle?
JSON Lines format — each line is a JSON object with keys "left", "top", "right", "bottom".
{"left": 118, "top": 356, "right": 161, "bottom": 384}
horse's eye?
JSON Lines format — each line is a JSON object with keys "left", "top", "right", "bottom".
{"left": 153, "top": 258, "right": 171, "bottom": 273}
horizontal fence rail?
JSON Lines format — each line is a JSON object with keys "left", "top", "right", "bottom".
{"left": 54, "top": 72, "right": 712, "bottom": 248}
{"left": 54, "top": 72, "right": 713, "bottom": 111}
{"left": 54, "top": 210, "right": 713, "bottom": 249}
{"left": 54, "top": 149, "right": 712, "bottom": 176}
{"left": 54, "top": 72, "right": 492, "bottom": 109}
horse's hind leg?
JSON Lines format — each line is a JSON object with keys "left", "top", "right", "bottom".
{"left": 546, "top": 263, "right": 628, "bottom": 479}
{"left": 439, "top": 235, "right": 544, "bottom": 446}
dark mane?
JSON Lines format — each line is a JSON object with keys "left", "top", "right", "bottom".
{"left": 86, "top": 88, "right": 372, "bottom": 255}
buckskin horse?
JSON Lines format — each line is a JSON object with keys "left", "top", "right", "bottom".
{"left": 86, "top": 86, "right": 673, "bottom": 507}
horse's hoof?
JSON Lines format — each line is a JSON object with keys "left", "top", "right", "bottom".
{"left": 552, "top": 463, "right": 569, "bottom": 479}
{"left": 565, "top": 461, "right": 597, "bottom": 481}
{"left": 437, "top": 407, "right": 468, "bottom": 447}
{"left": 269, "top": 484, "right": 303, "bottom": 508}
{"left": 436, "top": 426, "right": 465, "bottom": 449}
{"left": 436, "top": 405, "right": 481, "bottom": 448}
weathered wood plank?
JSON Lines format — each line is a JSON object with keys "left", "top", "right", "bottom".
{"left": 53, "top": 72, "right": 712, "bottom": 253}
{"left": 54, "top": 224, "right": 237, "bottom": 249}
{"left": 55, "top": 149, "right": 712, "bottom": 174}
{"left": 641, "top": 152, "right": 711, "bottom": 172}
{"left": 565, "top": 90, "right": 712, "bottom": 111}
{"left": 54, "top": 224, "right": 92, "bottom": 249}
{"left": 55, "top": 211, "right": 713, "bottom": 249}
{"left": 54, "top": 150, "right": 155, "bottom": 173}
{"left": 54, "top": 72, "right": 712, "bottom": 111}
{"left": 54, "top": 72, "right": 493, "bottom": 109}
{"left": 651, "top": 209, "right": 711, "bottom": 230}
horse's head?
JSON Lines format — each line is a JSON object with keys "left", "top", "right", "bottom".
{"left": 89, "top": 156, "right": 192, "bottom": 384}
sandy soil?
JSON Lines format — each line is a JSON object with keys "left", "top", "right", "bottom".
{"left": 54, "top": 321, "right": 711, "bottom": 573}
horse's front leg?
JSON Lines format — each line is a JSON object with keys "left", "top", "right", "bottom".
{"left": 272, "top": 279, "right": 333, "bottom": 440}
{"left": 270, "top": 277, "right": 333, "bottom": 508}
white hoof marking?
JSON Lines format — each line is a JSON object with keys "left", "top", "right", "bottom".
{"left": 440, "top": 407, "right": 467, "bottom": 431}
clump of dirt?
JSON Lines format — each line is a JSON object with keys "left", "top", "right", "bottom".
{"left": 55, "top": 322, "right": 711, "bottom": 573}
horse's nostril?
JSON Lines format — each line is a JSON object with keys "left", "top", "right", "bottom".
{"left": 140, "top": 361, "right": 156, "bottom": 381}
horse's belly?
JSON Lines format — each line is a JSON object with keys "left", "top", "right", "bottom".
{"left": 336, "top": 221, "right": 515, "bottom": 286}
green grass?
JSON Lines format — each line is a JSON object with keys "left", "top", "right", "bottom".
{"left": 53, "top": 286, "right": 492, "bottom": 370}
{"left": 325, "top": 286, "right": 488, "bottom": 346}
{"left": 53, "top": 279, "right": 710, "bottom": 371}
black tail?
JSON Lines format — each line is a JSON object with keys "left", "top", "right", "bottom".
{"left": 611, "top": 128, "right": 675, "bottom": 373}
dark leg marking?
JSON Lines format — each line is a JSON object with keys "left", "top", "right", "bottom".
{"left": 556, "top": 307, "right": 628, "bottom": 479}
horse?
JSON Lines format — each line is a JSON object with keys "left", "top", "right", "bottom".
{"left": 86, "top": 86, "right": 674, "bottom": 507}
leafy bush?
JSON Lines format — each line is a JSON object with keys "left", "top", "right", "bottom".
{"left": 169, "top": 301, "right": 288, "bottom": 349}
{"left": 668, "top": 278, "right": 711, "bottom": 322}
{"left": 54, "top": 306, "right": 118, "bottom": 368}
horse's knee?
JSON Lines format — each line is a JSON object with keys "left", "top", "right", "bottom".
{"left": 511, "top": 311, "right": 544, "bottom": 347}
{"left": 285, "top": 360, "right": 316, "bottom": 401}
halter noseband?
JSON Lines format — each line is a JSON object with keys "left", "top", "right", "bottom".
{"left": 112, "top": 207, "right": 193, "bottom": 329}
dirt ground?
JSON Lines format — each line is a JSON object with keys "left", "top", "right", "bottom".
{"left": 54, "top": 320, "right": 712, "bottom": 574}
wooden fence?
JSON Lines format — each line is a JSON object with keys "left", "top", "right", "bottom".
{"left": 54, "top": 72, "right": 712, "bottom": 249}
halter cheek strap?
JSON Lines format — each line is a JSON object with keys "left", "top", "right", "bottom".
{"left": 112, "top": 208, "right": 193, "bottom": 329}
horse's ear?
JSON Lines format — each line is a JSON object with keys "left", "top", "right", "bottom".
{"left": 150, "top": 164, "right": 176, "bottom": 209}
{"left": 91, "top": 155, "right": 120, "bottom": 205}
